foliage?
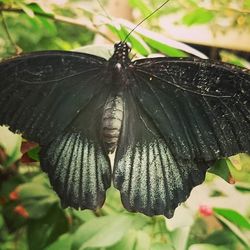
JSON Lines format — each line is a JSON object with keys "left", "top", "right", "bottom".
{"left": 129, "top": 0, "right": 250, "bottom": 30}
{"left": 0, "top": 0, "right": 250, "bottom": 250}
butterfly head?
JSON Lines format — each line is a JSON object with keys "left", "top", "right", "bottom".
{"left": 110, "top": 42, "right": 131, "bottom": 65}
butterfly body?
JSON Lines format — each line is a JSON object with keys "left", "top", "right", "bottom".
{"left": 0, "top": 42, "right": 249, "bottom": 218}
{"left": 102, "top": 92, "right": 124, "bottom": 153}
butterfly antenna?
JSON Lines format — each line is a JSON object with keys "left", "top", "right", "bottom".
{"left": 96, "top": 0, "right": 111, "bottom": 20}
{"left": 124, "top": 0, "right": 171, "bottom": 42}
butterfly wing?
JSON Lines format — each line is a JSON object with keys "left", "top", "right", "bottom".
{"left": 0, "top": 51, "right": 112, "bottom": 210}
{"left": 132, "top": 57, "right": 250, "bottom": 159}
{"left": 40, "top": 88, "right": 112, "bottom": 210}
{"left": 113, "top": 89, "right": 209, "bottom": 217}
{"left": 0, "top": 51, "right": 107, "bottom": 144}
{"left": 114, "top": 58, "right": 250, "bottom": 217}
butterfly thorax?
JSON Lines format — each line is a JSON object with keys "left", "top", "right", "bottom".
{"left": 107, "top": 42, "right": 133, "bottom": 90}
{"left": 108, "top": 42, "right": 131, "bottom": 71}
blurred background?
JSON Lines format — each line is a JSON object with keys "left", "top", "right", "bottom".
{"left": 0, "top": 0, "right": 250, "bottom": 250}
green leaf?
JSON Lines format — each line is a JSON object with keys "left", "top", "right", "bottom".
{"left": 19, "top": 183, "right": 54, "bottom": 200}
{"left": 16, "top": 2, "right": 35, "bottom": 18}
{"left": 45, "top": 233, "right": 72, "bottom": 250}
{"left": 0, "top": 214, "right": 4, "bottom": 228}
{"left": 135, "top": 231, "right": 151, "bottom": 250}
{"left": 106, "top": 22, "right": 123, "bottom": 41}
{"left": 170, "top": 227, "right": 191, "bottom": 250}
{"left": 182, "top": 8, "right": 215, "bottom": 26}
{"left": 27, "top": 205, "right": 69, "bottom": 250}
{"left": 220, "top": 51, "right": 250, "bottom": 68}
{"left": 108, "top": 230, "right": 137, "bottom": 250}
{"left": 2, "top": 200, "right": 27, "bottom": 232}
{"left": 19, "top": 183, "right": 58, "bottom": 219}
{"left": 213, "top": 208, "right": 250, "bottom": 229}
{"left": 128, "top": 0, "right": 152, "bottom": 17}
{"left": 151, "top": 243, "right": 174, "bottom": 250}
{"left": 243, "top": 0, "right": 250, "bottom": 8}
{"left": 1, "top": 144, "right": 20, "bottom": 168}
{"left": 72, "top": 215, "right": 133, "bottom": 250}
{"left": 115, "top": 19, "right": 207, "bottom": 58}
{"left": 70, "top": 209, "right": 96, "bottom": 222}
{"left": 27, "top": 2, "right": 54, "bottom": 18}
{"left": 235, "top": 182, "right": 250, "bottom": 192}
{"left": 119, "top": 26, "right": 152, "bottom": 56}
{"left": 214, "top": 214, "right": 250, "bottom": 247}
{"left": 208, "top": 159, "right": 234, "bottom": 183}
{"left": 189, "top": 244, "right": 228, "bottom": 250}
{"left": 27, "top": 146, "right": 40, "bottom": 161}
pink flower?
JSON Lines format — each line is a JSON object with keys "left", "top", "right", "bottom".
{"left": 199, "top": 204, "right": 213, "bottom": 216}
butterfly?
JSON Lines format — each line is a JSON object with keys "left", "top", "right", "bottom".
{"left": 0, "top": 41, "right": 249, "bottom": 218}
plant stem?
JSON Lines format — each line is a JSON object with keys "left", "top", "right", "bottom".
{"left": 0, "top": 11, "right": 22, "bottom": 54}
{"left": 0, "top": 7, "right": 114, "bottom": 43}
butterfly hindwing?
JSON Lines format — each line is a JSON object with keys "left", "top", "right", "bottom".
{"left": 40, "top": 87, "right": 112, "bottom": 210}
{"left": 113, "top": 90, "right": 209, "bottom": 217}
{"left": 132, "top": 57, "right": 250, "bottom": 160}
{"left": 0, "top": 51, "right": 107, "bottom": 144}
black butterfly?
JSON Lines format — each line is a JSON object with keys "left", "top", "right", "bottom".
{"left": 0, "top": 42, "right": 249, "bottom": 218}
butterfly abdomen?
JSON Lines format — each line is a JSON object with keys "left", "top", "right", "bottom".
{"left": 102, "top": 93, "right": 124, "bottom": 153}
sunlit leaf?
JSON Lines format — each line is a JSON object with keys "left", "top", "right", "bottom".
{"left": 189, "top": 244, "right": 228, "bottom": 250}
{"left": 128, "top": 0, "right": 152, "bottom": 17}
{"left": 220, "top": 51, "right": 250, "bottom": 69}
{"left": 165, "top": 206, "right": 194, "bottom": 230}
{"left": 213, "top": 208, "right": 250, "bottom": 230}
{"left": 151, "top": 243, "right": 174, "bottom": 250}
{"left": 16, "top": 2, "right": 35, "bottom": 18}
{"left": 70, "top": 209, "right": 96, "bottom": 222}
{"left": 243, "top": 0, "right": 250, "bottom": 9}
{"left": 170, "top": 227, "right": 191, "bottom": 250}
{"left": 229, "top": 154, "right": 243, "bottom": 170}
{"left": 72, "top": 215, "right": 133, "bottom": 250}
{"left": 182, "top": 8, "right": 215, "bottom": 26}
{"left": 135, "top": 231, "right": 151, "bottom": 250}
{"left": 108, "top": 230, "right": 137, "bottom": 250}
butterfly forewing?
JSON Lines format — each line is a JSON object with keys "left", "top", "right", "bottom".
{"left": 0, "top": 51, "right": 107, "bottom": 144}
{"left": 131, "top": 57, "right": 250, "bottom": 160}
